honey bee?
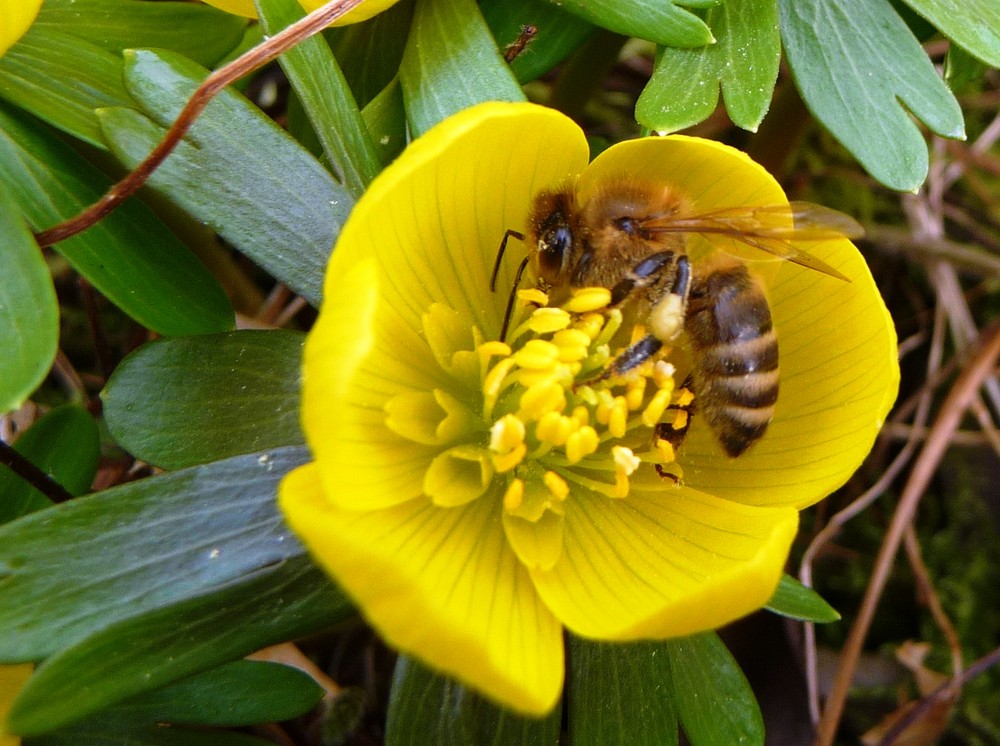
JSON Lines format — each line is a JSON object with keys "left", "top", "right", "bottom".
{"left": 491, "top": 178, "right": 861, "bottom": 458}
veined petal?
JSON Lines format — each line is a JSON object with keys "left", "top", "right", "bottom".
{"left": 199, "top": 0, "right": 399, "bottom": 24}
{"left": 578, "top": 136, "right": 898, "bottom": 508}
{"left": 324, "top": 101, "right": 589, "bottom": 339}
{"left": 531, "top": 483, "right": 798, "bottom": 639}
{"left": 0, "top": 0, "right": 41, "bottom": 57}
{"left": 279, "top": 463, "right": 564, "bottom": 715}
{"left": 303, "top": 257, "right": 441, "bottom": 510}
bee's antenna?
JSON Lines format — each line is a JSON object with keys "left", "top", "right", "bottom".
{"left": 491, "top": 229, "right": 525, "bottom": 292}
{"left": 499, "top": 255, "right": 530, "bottom": 342}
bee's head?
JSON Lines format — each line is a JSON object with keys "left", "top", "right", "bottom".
{"left": 529, "top": 189, "right": 577, "bottom": 285}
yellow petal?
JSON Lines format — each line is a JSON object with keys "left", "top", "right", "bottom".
{"left": 0, "top": 0, "right": 41, "bottom": 57}
{"left": 578, "top": 136, "right": 898, "bottom": 508}
{"left": 0, "top": 664, "right": 32, "bottom": 745}
{"left": 325, "top": 102, "right": 588, "bottom": 339}
{"left": 303, "top": 257, "right": 440, "bottom": 510}
{"left": 530, "top": 483, "right": 798, "bottom": 639}
{"left": 279, "top": 463, "right": 564, "bottom": 715}
{"left": 199, "top": 0, "right": 399, "bottom": 25}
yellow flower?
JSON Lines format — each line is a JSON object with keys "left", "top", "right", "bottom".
{"left": 0, "top": 0, "right": 41, "bottom": 57}
{"left": 0, "top": 664, "right": 31, "bottom": 746}
{"left": 199, "top": 0, "right": 398, "bottom": 24}
{"left": 279, "top": 102, "right": 899, "bottom": 715}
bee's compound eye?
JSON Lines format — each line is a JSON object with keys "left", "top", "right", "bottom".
{"left": 537, "top": 224, "right": 572, "bottom": 275}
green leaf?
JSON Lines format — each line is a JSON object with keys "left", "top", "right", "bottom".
{"left": 255, "top": 0, "right": 381, "bottom": 197}
{"left": 480, "top": 0, "right": 595, "bottom": 84}
{"left": 362, "top": 78, "right": 408, "bottom": 166}
{"left": 34, "top": 0, "right": 246, "bottom": 66}
{"left": 99, "top": 49, "right": 353, "bottom": 306}
{"left": 0, "top": 105, "right": 234, "bottom": 336}
{"left": 9, "top": 555, "right": 347, "bottom": 736}
{"left": 0, "top": 447, "right": 311, "bottom": 662}
{"left": 667, "top": 633, "right": 763, "bottom": 746}
{"left": 111, "top": 660, "right": 323, "bottom": 726}
{"left": 0, "top": 26, "right": 130, "bottom": 149}
{"left": 0, "top": 406, "right": 99, "bottom": 523}
{"left": 400, "top": 0, "right": 525, "bottom": 137}
{"left": 385, "top": 656, "right": 561, "bottom": 746}
{"left": 0, "top": 187, "right": 57, "bottom": 416}
{"left": 779, "top": 0, "right": 966, "bottom": 191}
{"left": 30, "top": 722, "right": 275, "bottom": 746}
{"left": 553, "top": 0, "right": 715, "bottom": 48}
{"left": 567, "top": 637, "right": 678, "bottom": 746}
{"left": 636, "top": 0, "right": 779, "bottom": 133}
{"left": 900, "top": 0, "right": 1000, "bottom": 67}
{"left": 766, "top": 574, "right": 841, "bottom": 623}
{"left": 103, "top": 330, "right": 304, "bottom": 469}
{"left": 326, "top": 0, "right": 415, "bottom": 108}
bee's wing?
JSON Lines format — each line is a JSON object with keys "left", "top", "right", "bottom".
{"left": 642, "top": 201, "right": 861, "bottom": 282}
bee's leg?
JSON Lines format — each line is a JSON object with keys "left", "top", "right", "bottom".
{"left": 490, "top": 229, "right": 525, "bottom": 292}
{"left": 655, "top": 375, "right": 696, "bottom": 448}
{"left": 608, "top": 255, "right": 692, "bottom": 377}
{"left": 608, "top": 250, "right": 677, "bottom": 306}
{"left": 610, "top": 334, "right": 663, "bottom": 376}
{"left": 498, "top": 255, "right": 531, "bottom": 342}
{"left": 653, "top": 375, "right": 697, "bottom": 482}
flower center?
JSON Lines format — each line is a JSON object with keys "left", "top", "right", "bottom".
{"left": 383, "top": 288, "right": 693, "bottom": 570}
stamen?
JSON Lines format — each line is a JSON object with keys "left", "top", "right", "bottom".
{"left": 394, "top": 286, "right": 691, "bottom": 529}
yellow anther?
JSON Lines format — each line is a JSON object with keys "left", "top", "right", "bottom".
{"left": 574, "top": 385, "right": 598, "bottom": 407}
{"left": 642, "top": 386, "right": 674, "bottom": 427}
{"left": 553, "top": 328, "right": 592, "bottom": 349}
{"left": 526, "top": 307, "right": 572, "bottom": 334}
{"left": 653, "top": 360, "right": 676, "bottom": 389}
{"left": 552, "top": 328, "right": 591, "bottom": 363}
{"left": 535, "top": 411, "right": 572, "bottom": 446}
{"left": 483, "top": 356, "right": 517, "bottom": 409}
{"left": 514, "top": 339, "right": 560, "bottom": 370}
{"left": 490, "top": 413, "right": 525, "bottom": 452}
{"left": 571, "top": 405, "right": 590, "bottom": 427}
{"left": 492, "top": 443, "right": 527, "bottom": 472}
{"left": 594, "top": 389, "right": 615, "bottom": 425}
{"left": 612, "top": 445, "right": 641, "bottom": 476}
{"left": 478, "top": 340, "right": 511, "bottom": 360}
{"left": 543, "top": 471, "right": 570, "bottom": 501}
{"left": 503, "top": 478, "right": 525, "bottom": 511}
{"left": 518, "top": 380, "right": 567, "bottom": 421}
{"left": 563, "top": 287, "right": 612, "bottom": 313}
{"left": 608, "top": 397, "right": 628, "bottom": 438}
{"left": 625, "top": 377, "right": 647, "bottom": 410}
{"left": 565, "top": 426, "right": 599, "bottom": 463}
{"left": 518, "top": 288, "right": 549, "bottom": 306}
{"left": 574, "top": 312, "right": 606, "bottom": 341}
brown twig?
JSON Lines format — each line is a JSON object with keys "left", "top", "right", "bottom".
{"left": 814, "top": 320, "right": 1000, "bottom": 746}
{"left": 875, "top": 644, "right": 1000, "bottom": 746}
{"left": 902, "top": 525, "right": 963, "bottom": 679}
{"left": 32, "top": 0, "right": 367, "bottom": 249}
